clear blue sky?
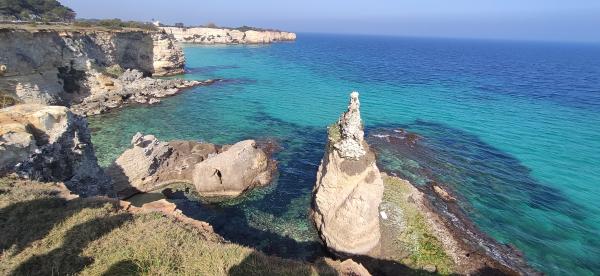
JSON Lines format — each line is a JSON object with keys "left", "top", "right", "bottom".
{"left": 59, "top": 0, "right": 600, "bottom": 42}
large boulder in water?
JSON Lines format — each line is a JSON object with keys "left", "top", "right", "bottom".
{"left": 107, "top": 132, "right": 219, "bottom": 198}
{"left": 192, "top": 140, "right": 276, "bottom": 197}
{"left": 0, "top": 104, "right": 113, "bottom": 197}
{"left": 311, "top": 92, "right": 384, "bottom": 256}
{"left": 109, "top": 134, "right": 276, "bottom": 198}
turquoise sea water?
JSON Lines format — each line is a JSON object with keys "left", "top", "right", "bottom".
{"left": 89, "top": 34, "right": 600, "bottom": 275}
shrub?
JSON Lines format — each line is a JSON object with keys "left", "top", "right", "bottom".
{"left": 73, "top": 19, "right": 158, "bottom": 31}
{"left": 104, "top": 64, "right": 124, "bottom": 78}
{"left": 0, "top": 0, "right": 75, "bottom": 22}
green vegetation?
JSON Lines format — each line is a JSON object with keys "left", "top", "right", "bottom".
{"left": 0, "top": 177, "right": 337, "bottom": 275}
{"left": 103, "top": 64, "right": 125, "bottom": 78}
{"left": 0, "top": 94, "right": 18, "bottom": 108}
{"left": 233, "top": 25, "right": 282, "bottom": 32}
{"left": 0, "top": 0, "right": 75, "bottom": 21}
{"left": 382, "top": 175, "right": 455, "bottom": 274}
{"left": 73, "top": 18, "right": 158, "bottom": 31}
{"left": 205, "top": 22, "right": 218, "bottom": 28}
{"left": 327, "top": 123, "right": 342, "bottom": 144}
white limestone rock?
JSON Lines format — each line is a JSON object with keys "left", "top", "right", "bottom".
{"left": 311, "top": 92, "right": 384, "bottom": 256}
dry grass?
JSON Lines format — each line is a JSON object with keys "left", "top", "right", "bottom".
{"left": 0, "top": 177, "right": 335, "bottom": 276}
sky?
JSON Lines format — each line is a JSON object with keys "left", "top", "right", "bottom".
{"left": 59, "top": 0, "right": 600, "bottom": 42}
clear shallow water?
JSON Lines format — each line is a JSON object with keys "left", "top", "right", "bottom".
{"left": 89, "top": 34, "right": 600, "bottom": 275}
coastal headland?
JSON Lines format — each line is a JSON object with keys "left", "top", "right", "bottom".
{"left": 0, "top": 19, "right": 536, "bottom": 275}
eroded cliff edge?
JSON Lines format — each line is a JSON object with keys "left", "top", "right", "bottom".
{"left": 0, "top": 25, "right": 203, "bottom": 114}
{"left": 161, "top": 26, "right": 296, "bottom": 44}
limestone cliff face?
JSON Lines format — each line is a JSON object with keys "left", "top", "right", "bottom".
{"left": 0, "top": 104, "right": 113, "bottom": 197}
{"left": 312, "top": 92, "right": 384, "bottom": 256}
{"left": 160, "top": 27, "right": 296, "bottom": 44}
{"left": 152, "top": 32, "right": 185, "bottom": 76}
{"left": 0, "top": 28, "right": 185, "bottom": 106}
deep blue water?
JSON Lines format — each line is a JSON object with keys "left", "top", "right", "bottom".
{"left": 89, "top": 34, "right": 600, "bottom": 275}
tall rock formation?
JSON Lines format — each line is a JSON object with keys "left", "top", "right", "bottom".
{"left": 311, "top": 92, "right": 384, "bottom": 256}
{"left": 0, "top": 104, "right": 113, "bottom": 197}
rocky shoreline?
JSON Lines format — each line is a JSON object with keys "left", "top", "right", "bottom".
{"left": 70, "top": 69, "right": 219, "bottom": 116}
{"left": 160, "top": 26, "right": 296, "bottom": 44}
{"left": 0, "top": 22, "right": 538, "bottom": 275}
{"left": 0, "top": 25, "right": 217, "bottom": 114}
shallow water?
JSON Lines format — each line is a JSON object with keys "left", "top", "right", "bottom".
{"left": 89, "top": 34, "right": 600, "bottom": 275}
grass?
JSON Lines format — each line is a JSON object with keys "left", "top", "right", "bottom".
{"left": 327, "top": 123, "right": 341, "bottom": 144}
{"left": 382, "top": 175, "right": 455, "bottom": 274}
{"left": 0, "top": 177, "right": 337, "bottom": 276}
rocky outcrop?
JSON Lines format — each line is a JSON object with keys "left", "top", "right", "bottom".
{"left": 152, "top": 32, "right": 185, "bottom": 76}
{"left": 192, "top": 140, "right": 275, "bottom": 197}
{"left": 0, "top": 104, "right": 113, "bottom": 197}
{"left": 107, "top": 133, "right": 219, "bottom": 198}
{"left": 0, "top": 27, "right": 188, "bottom": 108}
{"left": 108, "top": 133, "right": 276, "bottom": 198}
{"left": 71, "top": 69, "right": 215, "bottom": 116}
{"left": 160, "top": 26, "right": 296, "bottom": 44}
{"left": 311, "top": 92, "right": 384, "bottom": 256}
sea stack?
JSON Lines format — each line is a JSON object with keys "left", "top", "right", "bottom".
{"left": 311, "top": 92, "right": 384, "bottom": 256}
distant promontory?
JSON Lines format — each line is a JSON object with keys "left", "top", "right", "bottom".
{"left": 160, "top": 25, "right": 296, "bottom": 44}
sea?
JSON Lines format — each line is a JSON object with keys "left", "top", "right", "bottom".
{"left": 88, "top": 33, "right": 600, "bottom": 275}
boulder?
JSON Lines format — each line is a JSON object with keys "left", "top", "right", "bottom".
{"left": 311, "top": 92, "right": 384, "bottom": 256}
{"left": 192, "top": 140, "right": 275, "bottom": 197}
{"left": 0, "top": 104, "right": 113, "bottom": 197}
{"left": 108, "top": 133, "right": 275, "bottom": 198}
{"left": 107, "top": 132, "right": 219, "bottom": 198}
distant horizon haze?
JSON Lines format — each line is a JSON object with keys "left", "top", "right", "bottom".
{"left": 59, "top": 0, "right": 600, "bottom": 43}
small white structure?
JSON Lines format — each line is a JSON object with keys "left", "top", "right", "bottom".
{"left": 152, "top": 20, "right": 161, "bottom": 27}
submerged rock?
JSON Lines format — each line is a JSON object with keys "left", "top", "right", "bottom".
{"left": 109, "top": 133, "right": 276, "bottom": 198}
{"left": 193, "top": 140, "right": 276, "bottom": 197}
{"left": 0, "top": 104, "right": 113, "bottom": 197}
{"left": 311, "top": 92, "right": 384, "bottom": 256}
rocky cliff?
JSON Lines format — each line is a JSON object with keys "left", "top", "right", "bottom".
{"left": 311, "top": 92, "right": 384, "bottom": 256}
{"left": 0, "top": 104, "right": 113, "bottom": 197}
{"left": 160, "top": 26, "right": 296, "bottom": 44}
{"left": 0, "top": 27, "right": 186, "bottom": 108}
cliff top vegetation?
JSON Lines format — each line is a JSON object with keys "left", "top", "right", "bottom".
{"left": 167, "top": 22, "right": 283, "bottom": 32}
{"left": 0, "top": 0, "right": 75, "bottom": 22}
{"left": 0, "top": 19, "right": 158, "bottom": 32}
